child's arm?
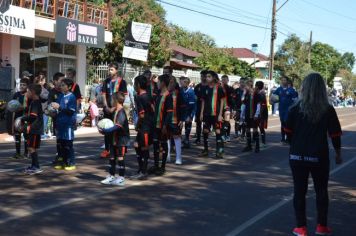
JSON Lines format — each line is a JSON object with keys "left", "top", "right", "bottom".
{"left": 102, "top": 111, "right": 126, "bottom": 133}
{"left": 58, "top": 96, "right": 76, "bottom": 116}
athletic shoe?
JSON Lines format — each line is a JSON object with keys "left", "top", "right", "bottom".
{"left": 12, "top": 153, "right": 23, "bottom": 159}
{"left": 214, "top": 152, "right": 223, "bottom": 159}
{"left": 315, "top": 224, "right": 332, "bottom": 235}
{"left": 101, "top": 175, "right": 116, "bottom": 185}
{"left": 194, "top": 139, "right": 201, "bottom": 145}
{"left": 64, "top": 165, "right": 76, "bottom": 171}
{"left": 100, "top": 150, "right": 110, "bottom": 158}
{"left": 24, "top": 152, "right": 29, "bottom": 159}
{"left": 100, "top": 144, "right": 105, "bottom": 149}
{"left": 222, "top": 136, "right": 226, "bottom": 143}
{"left": 131, "top": 172, "right": 148, "bottom": 180}
{"left": 54, "top": 165, "right": 64, "bottom": 170}
{"left": 147, "top": 166, "right": 158, "bottom": 175}
{"left": 24, "top": 166, "right": 43, "bottom": 175}
{"left": 242, "top": 146, "right": 252, "bottom": 152}
{"left": 293, "top": 226, "right": 308, "bottom": 236}
{"left": 112, "top": 176, "right": 125, "bottom": 186}
{"left": 199, "top": 149, "right": 209, "bottom": 157}
{"left": 52, "top": 156, "right": 63, "bottom": 165}
{"left": 175, "top": 160, "right": 182, "bottom": 165}
{"left": 225, "top": 136, "right": 231, "bottom": 142}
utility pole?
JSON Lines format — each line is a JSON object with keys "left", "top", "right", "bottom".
{"left": 268, "top": 0, "right": 277, "bottom": 81}
{"left": 308, "top": 31, "right": 313, "bottom": 65}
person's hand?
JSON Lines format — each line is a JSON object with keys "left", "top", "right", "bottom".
{"left": 98, "top": 127, "right": 105, "bottom": 134}
{"left": 218, "top": 115, "right": 223, "bottom": 122}
{"left": 51, "top": 102, "right": 60, "bottom": 110}
{"left": 335, "top": 153, "right": 343, "bottom": 165}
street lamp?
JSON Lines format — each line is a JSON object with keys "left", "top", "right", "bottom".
{"left": 251, "top": 43, "right": 258, "bottom": 68}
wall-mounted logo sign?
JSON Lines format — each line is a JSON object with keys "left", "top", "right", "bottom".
{"left": 55, "top": 17, "right": 105, "bottom": 48}
{"left": 0, "top": 3, "right": 35, "bottom": 38}
{"left": 122, "top": 21, "right": 152, "bottom": 62}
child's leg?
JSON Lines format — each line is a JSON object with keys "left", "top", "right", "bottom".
{"left": 196, "top": 120, "right": 202, "bottom": 142}
{"left": 23, "top": 132, "right": 28, "bottom": 156}
{"left": 185, "top": 118, "right": 192, "bottom": 142}
{"left": 215, "top": 123, "right": 224, "bottom": 155}
{"left": 68, "top": 140, "right": 75, "bottom": 166}
{"left": 104, "top": 133, "right": 111, "bottom": 152}
{"left": 167, "top": 138, "right": 171, "bottom": 162}
{"left": 134, "top": 144, "right": 143, "bottom": 173}
{"left": 14, "top": 132, "right": 21, "bottom": 155}
{"left": 253, "top": 127, "right": 260, "bottom": 152}
{"left": 153, "top": 139, "right": 160, "bottom": 169}
{"left": 117, "top": 147, "right": 126, "bottom": 177}
{"left": 28, "top": 134, "right": 41, "bottom": 168}
{"left": 259, "top": 122, "right": 266, "bottom": 145}
{"left": 174, "top": 135, "right": 182, "bottom": 164}
{"left": 202, "top": 122, "right": 210, "bottom": 151}
{"left": 160, "top": 140, "right": 168, "bottom": 170}
{"left": 109, "top": 146, "right": 118, "bottom": 176}
{"left": 141, "top": 147, "right": 150, "bottom": 174}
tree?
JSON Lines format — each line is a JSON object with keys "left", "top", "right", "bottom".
{"left": 341, "top": 52, "right": 355, "bottom": 71}
{"left": 336, "top": 69, "right": 356, "bottom": 95}
{"left": 274, "top": 34, "right": 312, "bottom": 87}
{"left": 87, "top": 0, "right": 171, "bottom": 67}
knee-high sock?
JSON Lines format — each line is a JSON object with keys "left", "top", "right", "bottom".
{"left": 31, "top": 152, "right": 39, "bottom": 168}
{"left": 253, "top": 131, "right": 260, "bottom": 150}
{"left": 135, "top": 147, "right": 142, "bottom": 172}
{"left": 15, "top": 133, "right": 21, "bottom": 154}
{"left": 185, "top": 122, "right": 192, "bottom": 141}
{"left": 161, "top": 141, "right": 168, "bottom": 169}
{"left": 104, "top": 134, "right": 111, "bottom": 151}
{"left": 153, "top": 141, "right": 160, "bottom": 168}
{"left": 118, "top": 159, "right": 125, "bottom": 177}
{"left": 260, "top": 129, "right": 266, "bottom": 144}
{"left": 196, "top": 121, "right": 202, "bottom": 140}
{"left": 109, "top": 156, "right": 116, "bottom": 176}
{"left": 226, "top": 122, "right": 231, "bottom": 136}
{"left": 203, "top": 132, "right": 209, "bottom": 150}
{"left": 216, "top": 133, "right": 224, "bottom": 153}
{"left": 174, "top": 137, "right": 182, "bottom": 162}
{"left": 141, "top": 149, "right": 149, "bottom": 174}
{"left": 167, "top": 139, "right": 171, "bottom": 162}
{"left": 246, "top": 131, "right": 252, "bottom": 147}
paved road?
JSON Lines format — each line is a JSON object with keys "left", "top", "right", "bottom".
{"left": 0, "top": 108, "right": 355, "bottom": 236}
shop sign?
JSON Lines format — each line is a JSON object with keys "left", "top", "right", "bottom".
{"left": 55, "top": 17, "right": 105, "bottom": 48}
{"left": 122, "top": 21, "right": 152, "bottom": 62}
{"left": 0, "top": 2, "right": 35, "bottom": 38}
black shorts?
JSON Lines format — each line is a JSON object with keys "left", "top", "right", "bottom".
{"left": 136, "top": 130, "right": 152, "bottom": 148}
{"left": 168, "top": 124, "right": 182, "bottom": 136}
{"left": 203, "top": 116, "right": 222, "bottom": 131}
{"left": 153, "top": 128, "right": 168, "bottom": 142}
{"left": 246, "top": 118, "right": 259, "bottom": 129}
{"left": 27, "top": 134, "right": 41, "bottom": 149}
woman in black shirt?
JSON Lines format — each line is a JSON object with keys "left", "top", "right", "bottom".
{"left": 284, "top": 73, "right": 342, "bottom": 236}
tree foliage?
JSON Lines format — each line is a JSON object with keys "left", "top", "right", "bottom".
{"left": 87, "top": 0, "right": 171, "bottom": 67}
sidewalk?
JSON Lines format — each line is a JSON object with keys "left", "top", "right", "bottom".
{"left": 0, "top": 125, "right": 136, "bottom": 143}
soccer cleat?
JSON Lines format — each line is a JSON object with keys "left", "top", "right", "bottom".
{"left": 242, "top": 146, "right": 253, "bottom": 152}
{"left": 131, "top": 172, "right": 148, "bottom": 180}
{"left": 315, "top": 224, "right": 332, "bottom": 235}
{"left": 199, "top": 149, "right": 209, "bottom": 157}
{"left": 100, "top": 150, "right": 110, "bottom": 158}
{"left": 101, "top": 175, "right": 116, "bottom": 185}
{"left": 64, "top": 165, "right": 76, "bottom": 171}
{"left": 24, "top": 166, "right": 43, "bottom": 175}
{"left": 194, "top": 139, "right": 201, "bottom": 145}
{"left": 112, "top": 176, "right": 125, "bottom": 186}
{"left": 147, "top": 166, "right": 158, "bottom": 175}
{"left": 214, "top": 151, "right": 224, "bottom": 159}
{"left": 54, "top": 165, "right": 64, "bottom": 170}
{"left": 293, "top": 226, "right": 308, "bottom": 236}
{"left": 225, "top": 136, "right": 231, "bottom": 142}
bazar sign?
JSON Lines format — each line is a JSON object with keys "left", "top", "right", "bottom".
{"left": 0, "top": 4, "right": 35, "bottom": 38}
{"left": 55, "top": 17, "right": 105, "bottom": 48}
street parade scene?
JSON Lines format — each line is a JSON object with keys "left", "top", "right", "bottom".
{"left": 0, "top": 0, "right": 355, "bottom": 236}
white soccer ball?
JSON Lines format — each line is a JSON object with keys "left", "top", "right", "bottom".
{"left": 6, "top": 100, "right": 22, "bottom": 112}
{"left": 14, "top": 117, "right": 24, "bottom": 132}
{"left": 270, "top": 94, "right": 279, "bottom": 103}
{"left": 97, "top": 118, "right": 114, "bottom": 131}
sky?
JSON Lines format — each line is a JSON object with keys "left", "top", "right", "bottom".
{"left": 159, "top": 0, "right": 356, "bottom": 68}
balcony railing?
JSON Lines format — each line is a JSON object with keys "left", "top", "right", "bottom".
{"left": 10, "top": 0, "right": 110, "bottom": 29}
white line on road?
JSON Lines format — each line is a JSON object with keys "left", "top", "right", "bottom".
{"left": 225, "top": 155, "right": 356, "bottom": 236}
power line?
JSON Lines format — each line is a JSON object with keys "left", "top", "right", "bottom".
{"left": 300, "top": 0, "right": 356, "bottom": 22}
{"left": 158, "top": 0, "right": 271, "bottom": 30}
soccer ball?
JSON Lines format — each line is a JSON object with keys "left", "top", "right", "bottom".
{"left": 6, "top": 100, "right": 22, "bottom": 112}
{"left": 97, "top": 118, "right": 114, "bottom": 133}
{"left": 14, "top": 117, "right": 24, "bottom": 132}
{"left": 47, "top": 103, "right": 58, "bottom": 117}
{"left": 270, "top": 94, "right": 279, "bottom": 103}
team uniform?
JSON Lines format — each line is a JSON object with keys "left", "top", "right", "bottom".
{"left": 147, "top": 80, "right": 159, "bottom": 104}
{"left": 134, "top": 91, "right": 154, "bottom": 176}
{"left": 48, "top": 87, "right": 62, "bottom": 161}
{"left": 101, "top": 76, "right": 128, "bottom": 156}
{"left": 222, "top": 83, "right": 234, "bottom": 141}
{"left": 194, "top": 83, "right": 205, "bottom": 143}
{"left": 22, "top": 99, "right": 43, "bottom": 174}
{"left": 201, "top": 84, "right": 225, "bottom": 157}
{"left": 151, "top": 91, "right": 173, "bottom": 174}
{"left": 181, "top": 86, "right": 196, "bottom": 147}
{"left": 258, "top": 90, "right": 268, "bottom": 145}
{"left": 241, "top": 90, "right": 263, "bottom": 152}
{"left": 12, "top": 91, "right": 30, "bottom": 158}
{"left": 55, "top": 92, "right": 77, "bottom": 169}
{"left": 233, "top": 87, "right": 246, "bottom": 139}
{"left": 273, "top": 86, "right": 297, "bottom": 142}
{"left": 284, "top": 104, "right": 341, "bottom": 229}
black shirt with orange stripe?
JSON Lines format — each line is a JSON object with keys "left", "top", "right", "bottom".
{"left": 23, "top": 99, "right": 43, "bottom": 135}
{"left": 135, "top": 91, "right": 154, "bottom": 131}
{"left": 201, "top": 84, "right": 225, "bottom": 117}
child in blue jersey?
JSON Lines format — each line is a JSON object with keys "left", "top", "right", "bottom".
{"left": 272, "top": 76, "right": 298, "bottom": 143}
{"left": 52, "top": 78, "right": 77, "bottom": 171}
